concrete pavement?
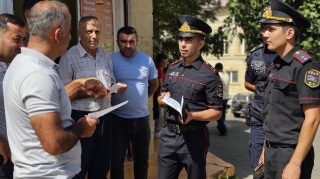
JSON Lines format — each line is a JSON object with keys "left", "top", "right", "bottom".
{"left": 207, "top": 113, "right": 320, "bottom": 179}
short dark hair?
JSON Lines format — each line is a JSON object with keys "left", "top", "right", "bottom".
{"left": 117, "top": 26, "right": 138, "bottom": 39}
{"left": 155, "top": 53, "right": 167, "bottom": 68}
{"left": 0, "top": 13, "right": 25, "bottom": 32}
{"left": 79, "top": 15, "right": 99, "bottom": 29}
{"left": 281, "top": 23, "right": 300, "bottom": 43}
{"left": 23, "top": 0, "right": 44, "bottom": 16}
{"left": 215, "top": 63, "right": 223, "bottom": 70}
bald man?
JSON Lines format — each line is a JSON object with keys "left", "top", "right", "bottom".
{"left": 3, "top": 1, "right": 99, "bottom": 178}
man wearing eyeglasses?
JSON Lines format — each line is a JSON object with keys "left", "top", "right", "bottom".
{"left": 110, "top": 26, "right": 158, "bottom": 179}
{"left": 58, "top": 15, "right": 127, "bottom": 179}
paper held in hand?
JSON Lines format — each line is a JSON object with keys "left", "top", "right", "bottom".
{"left": 107, "top": 84, "right": 122, "bottom": 97}
{"left": 88, "top": 100, "right": 128, "bottom": 119}
{"left": 161, "top": 96, "right": 184, "bottom": 119}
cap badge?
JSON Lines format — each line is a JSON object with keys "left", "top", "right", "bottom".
{"left": 262, "top": 6, "right": 293, "bottom": 23}
{"left": 179, "top": 21, "right": 205, "bottom": 35}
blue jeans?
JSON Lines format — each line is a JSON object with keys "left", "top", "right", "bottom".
{"left": 110, "top": 114, "right": 150, "bottom": 179}
{"left": 217, "top": 99, "right": 228, "bottom": 134}
{"left": 249, "top": 116, "right": 264, "bottom": 179}
{"left": 0, "top": 155, "right": 13, "bottom": 179}
{"left": 71, "top": 110, "right": 112, "bottom": 179}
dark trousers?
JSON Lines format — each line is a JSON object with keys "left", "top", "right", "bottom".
{"left": 153, "top": 94, "right": 160, "bottom": 119}
{"left": 249, "top": 116, "right": 264, "bottom": 179}
{"left": 110, "top": 114, "right": 150, "bottom": 179}
{"left": 264, "top": 145, "right": 314, "bottom": 179}
{"left": 217, "top": 99, "right": 228, "bottom": 134}
{"left": 0, "top": 155, "right": 13, "bottom": 179}
{"left": 158, "top": 126, "right": 209, "bottom": 179}
{"left": 71, "top": 110, "right": 112, "bottom": 179}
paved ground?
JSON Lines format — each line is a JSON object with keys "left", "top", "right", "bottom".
{"left": 207, "top": 112, "right": 320, "bottom": 179}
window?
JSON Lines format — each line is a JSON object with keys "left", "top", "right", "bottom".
{"left": 237, "top": 38, "right": 246, "bottom": 54}
{"left": 227, "top": 71, "right": 238, "bottom": 83}
{"left": 223, "top": 36, "right": 229, "bottom": 54}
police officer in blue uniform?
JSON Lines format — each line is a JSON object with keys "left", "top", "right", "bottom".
{"left": 157, "top": 15, "right": 223, "bottom": 179}
{"left": 245, "top": 43, "right": 277, "bottom": 179}
{"left": 260, "top": 0, "right": 320, "bottom": 178}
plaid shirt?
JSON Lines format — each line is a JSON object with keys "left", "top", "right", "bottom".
{"left": 58, "top": 43, "right": 116, "bottom": 111}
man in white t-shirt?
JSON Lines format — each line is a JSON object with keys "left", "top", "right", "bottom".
{"left": 215, "top": 63, "right": 230, "bottom": 136}
{"left": 3, "top": 2, "right": 99, "bottom": 178}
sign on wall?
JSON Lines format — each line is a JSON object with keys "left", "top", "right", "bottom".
{"left": 80, "top": 0, "right": 114, "bottom": 53}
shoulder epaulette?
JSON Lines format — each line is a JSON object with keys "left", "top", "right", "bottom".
{"left": 250, "top": 44, "right": 264, "bottom": 54}
{"left": 293, "top": 50, "right": 312, "bottom": 64}
{"left": 169, "top": 59, "right": 182, "bottom": 66}
{"left": 203, "top": 61, "right": 217, "bottom": 74}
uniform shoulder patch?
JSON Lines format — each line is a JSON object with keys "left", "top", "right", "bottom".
{"left": 293, "top": 50, "right": 312, "bottom": 64}
{"left": 250, "top": 44, "right": 264, "bottom": 54}
{"left": 169, "top": 59, "right": 182, "bottom": 66}
{"left": 203, "top": 61, "right": 217, "bottom": 74}
{"left": 304, "top": 69, "right": 320, "bottom": 88}
{"left": 217, "top": 83, "right": 223, "bottom": 98}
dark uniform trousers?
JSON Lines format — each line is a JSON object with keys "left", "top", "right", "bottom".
{"left": 249, "top": 116, "right": 264, "bottom": 179}
{"left": 158, "top": 125, "right": 209, "bottom": 179}
{"left": 264, "top": 146, "right": 314, "bottom": 179}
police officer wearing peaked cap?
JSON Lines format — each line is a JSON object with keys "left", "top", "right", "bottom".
{"left": 244, "top": 13, "right": 278, "bottom": 179}
{"left": 260, "top": 0, "right": 320, "bottom": 179}
{"left": 157, "top": 15, "right": 223, "bottom": 179}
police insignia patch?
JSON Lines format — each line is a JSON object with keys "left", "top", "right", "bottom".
{"left": 304, "top": 69, "right": 320, "bottom": 88}
{"left": 217, "top": 83, "right": 223, "bottom": 97}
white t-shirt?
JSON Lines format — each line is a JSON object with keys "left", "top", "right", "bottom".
{"left": 219, "top": 72, "right": 230, "bottom": 100}
{"left": 3, "top": 47, "right": 81, "bottom": 178}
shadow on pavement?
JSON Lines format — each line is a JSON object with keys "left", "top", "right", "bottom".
{"left": 207, "top": 115, "right": 253, "bottom": 179}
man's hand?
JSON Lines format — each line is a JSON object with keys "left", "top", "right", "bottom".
{"left": 158, "top": 92, "right": 171, "bottom": 108}
{"left": 81, "top": 77, "right": 109, "bottom": 98}
{"left": 282, "top": 162, "right": 301, "bottom": 179}
{"left": 258, "top": 147, "right": 264, "bottom": 165}
{"left": 77, "top": 116, "right": 100, "bottom": 138}
{"left": 0, "top": 136, "right": 11, "bottom": 164}
{"left": 178, "top": 109, "right": 194, "bottom": 124}
{"left": 115, "top": 82, "right": 127, "bottom": 95}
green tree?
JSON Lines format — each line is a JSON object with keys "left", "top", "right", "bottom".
{"left": 153, "top": 0, "right": 225, "bottom": 61}
{"left": 224, "top": 0, "right": 320, "bottom": 59}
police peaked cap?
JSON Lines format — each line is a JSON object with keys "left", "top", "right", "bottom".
{"left": 259, "top": 0, "right": 311, "bottom": 29}
{"left": 177, "top": 15, "right": 212, "bottom": 37}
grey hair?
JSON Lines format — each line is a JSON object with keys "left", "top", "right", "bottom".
{"left": 28, "top": 1, "right": 68, "bottom": 40}
{"left": 78, "top": 15, "right": 99, "bottom": 29}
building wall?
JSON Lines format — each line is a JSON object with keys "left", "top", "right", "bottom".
{"left": 204, "top": 12, "right": 251, "bottom": 99}
{"left": 127, "top": 0, "right": 155, "bottom": 155}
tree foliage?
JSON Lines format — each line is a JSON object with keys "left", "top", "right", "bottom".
{"left": 153, "top": 0, "right": 225, "bottom": 61}
{"left": 224, "top": 0, "right": 320, "bottom": 60}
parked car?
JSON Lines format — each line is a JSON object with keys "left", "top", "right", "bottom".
{"left": 231, "top": 93, "right": 254, "bottom": 118}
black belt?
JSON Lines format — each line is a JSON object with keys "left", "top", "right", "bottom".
{"left": 266, "top": 140, "right": 296, "bottom": 149}
{"left": 250, "top": 106, "right": 263, "bottom": 121}
{"left": 166, "top": 122, "right": 205, "bottom": 134}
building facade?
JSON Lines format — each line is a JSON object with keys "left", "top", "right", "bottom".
{"left": 205, "top": 8, "right": 250, "bottom": 99}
